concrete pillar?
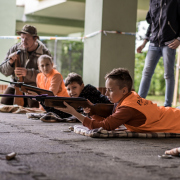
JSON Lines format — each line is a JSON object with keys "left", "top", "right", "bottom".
{"left": 83, "top": 0, "right": 137, "bottom": 93}
{"left": 0, "top": 0, "right": 16, "bottom": 81}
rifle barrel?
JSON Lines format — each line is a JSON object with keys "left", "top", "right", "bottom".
{"left": 0, "top": 79, "right": 20, "bottom": 84}
{"left": 0, "top": 94, "right": 113, "bottom": 117}
{"left": 0, "top": 79, "right": 54, "bottom": 96}
{"left": 0, "top": 94, "right": 37, "bottom": 98}
{"left": 0, "top": 94, "right": 87, "bottom": 101}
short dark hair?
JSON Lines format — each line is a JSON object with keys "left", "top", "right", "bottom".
{"left": 65, "top": 72, "right": 83, "bottom": 86}
{"left": 105, "top": 68, "right": 133, "bottom": 92}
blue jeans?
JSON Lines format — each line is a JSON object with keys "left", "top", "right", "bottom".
{"left": 138, "top": 45, "right": 176, "bottom": 107}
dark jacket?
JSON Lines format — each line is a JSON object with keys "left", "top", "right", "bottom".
{"left": 145, "top": 0, "right": 180, "bottom": 46}
{"left": 79, "top": 84, "right": 110, "bottom": 104}
{"left": 42, "top": 84, "right": 111, "bottom": 118}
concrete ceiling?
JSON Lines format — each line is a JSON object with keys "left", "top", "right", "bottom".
{"left": 137, "top": 0, "right": 149, "bottom": 21}
{"left": 25, "top": 1, "right": 85, "bottom": 20}
{"left": 16, "top": 0, "right": 150, "bottom": 36}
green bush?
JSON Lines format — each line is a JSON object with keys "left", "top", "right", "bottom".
{"left": 43, "top": 40, "right": 84, "bottom": 79}
{"left": 60, "top": 41, "right": 84, "bottom": 78}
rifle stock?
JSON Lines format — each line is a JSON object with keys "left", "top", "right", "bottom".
{"left": 0, "top": 94, "right": 113, "bottom": 118}
{"left": 14, "top": 53, "right": 24, "bottom": 106}
{"left": 14, "top": 86, "right": 24, "bottom": 106}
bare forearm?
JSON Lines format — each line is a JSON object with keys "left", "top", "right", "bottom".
{"left": 137, "top": 39, "right": 148, "bottom": 53}
{"left": 72, "top": 110, "right": 86, "bottom": 123}
{"left": 142, "top": 39, "right": 148, "bottom": 46}
{"left": 56, "top": 101, "right": 86, "bottom": 123}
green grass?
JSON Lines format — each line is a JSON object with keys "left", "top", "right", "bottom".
{"left": 147, "top": 95, "right": 180, "bottom": 107}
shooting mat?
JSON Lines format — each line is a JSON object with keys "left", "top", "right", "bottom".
{"left": 73, "top": 125, "right": 180, "bottom": 138}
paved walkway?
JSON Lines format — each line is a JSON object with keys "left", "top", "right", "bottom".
{"left": 0, "top": 112, "right": 180, "bottom": 180}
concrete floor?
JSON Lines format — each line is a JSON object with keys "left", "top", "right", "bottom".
{"left": 0, "top": 112, "right": 180, "bottom": 180}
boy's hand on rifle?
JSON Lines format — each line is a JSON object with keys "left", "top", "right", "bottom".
{"left": 57, "top": 101, "right": 86, "bottom": 123}
{"left": 83, "top": 107, "right": 91, "bottom": 114}
{"left": 83, "top": 100, "right": 93, "bottom": 114}
{"left": 57, "top": 101, "right": 77, "bottom": 115}
{"left": 15, "top": 67, "right": 27, "bottom": 77}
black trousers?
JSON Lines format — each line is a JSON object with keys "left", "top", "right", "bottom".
{"left": 1, "top": 87, "right": 39, "bottom": 108}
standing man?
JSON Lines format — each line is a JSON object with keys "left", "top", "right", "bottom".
{"left": 137, "top": 0, "right": 180, "bottom": 107}
{"left": 0, "top": 24, "right": 51, "bottom": 107}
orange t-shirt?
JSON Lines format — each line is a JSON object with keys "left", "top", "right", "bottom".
{"left": 36, "top": 69, "right": 69, "bottom": 111}
{"left": 36, "top": 69, "right": 69, "bottom": 97}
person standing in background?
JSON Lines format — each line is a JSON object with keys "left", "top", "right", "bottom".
{"left": 137, "top": 0, "right": 180, "bottom": 107}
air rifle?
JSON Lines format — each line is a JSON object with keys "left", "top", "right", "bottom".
{"left": 0, "top": 79, "right": 54, "bottom": 96}
{"left": 13, "top": 50, "right": 24, "bottom": 106}
{"left": 0, "top": 94, "right": 114, "bottom": 118}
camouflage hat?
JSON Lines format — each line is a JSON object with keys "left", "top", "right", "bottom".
{"left": 17, "top": 24, "right": 39, "bottom": 39}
